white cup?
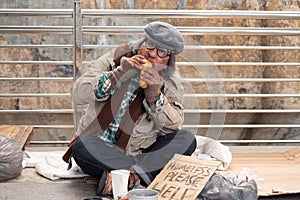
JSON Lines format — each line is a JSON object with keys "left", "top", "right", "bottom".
{"left": 111, "top": 169, "right": 130, "bottom": 200}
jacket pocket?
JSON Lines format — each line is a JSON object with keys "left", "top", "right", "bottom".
{"left": 126, "top": 114, "right": 157, "bottom": 154}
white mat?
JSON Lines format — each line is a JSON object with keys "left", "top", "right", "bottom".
{"left": 192, "top": 135, "right": 232, "bottom": 170}
{"left": 23, "top": 151, "right": 88, "bottom": 181}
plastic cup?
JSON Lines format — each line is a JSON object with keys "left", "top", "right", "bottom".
{"left": 111, "top": 169, "right": 130, "bottom": 200}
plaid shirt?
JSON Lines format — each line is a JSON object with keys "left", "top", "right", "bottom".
{"left": 94, "top": 72, "right": 163, "bottom": 143}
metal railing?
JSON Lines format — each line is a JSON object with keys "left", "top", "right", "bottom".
{"left": 0, "top": 7, "right": 76, "bottom": 133}
{"left": 0, "top": 4, "right": 299, "bottom": 145}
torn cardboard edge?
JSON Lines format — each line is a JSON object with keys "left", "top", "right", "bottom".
{"left": 0, "top": 125, "right": 34, "bottom": 150}
{"left": 147, "top": 154, "right": 221, "bottom": 200}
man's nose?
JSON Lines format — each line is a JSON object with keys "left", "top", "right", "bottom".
{"left": 148, "top": 48, "right": 157, "bottom": 58}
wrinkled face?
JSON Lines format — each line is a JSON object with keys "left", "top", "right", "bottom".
{"left": 138, "top": 40, "right": 171, "bottom": 71}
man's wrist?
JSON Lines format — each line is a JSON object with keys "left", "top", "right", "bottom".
{"left": 145, "top": 85, "right": 161, "bottom": 103}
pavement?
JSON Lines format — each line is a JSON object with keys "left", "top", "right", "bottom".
{"left": 1, "top": 146, "right": 299, "bottom": 200}
{"left": 0, "top": 146, "right": 111, "bottom": 200}
{"left": 0, "top": 168, "right": 103, "bottom": 200}
{"left": 2, "top": 168, "right": 300, "bottom": 200}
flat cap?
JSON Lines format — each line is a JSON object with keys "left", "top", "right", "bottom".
{"left": 144, "top": 21, "right": 184, "bottom": 54}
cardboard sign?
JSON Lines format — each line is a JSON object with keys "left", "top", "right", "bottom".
{"left": 147, "top": 154, "right": 221, "bottom": 200}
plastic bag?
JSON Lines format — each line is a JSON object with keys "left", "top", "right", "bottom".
{"left": 238, "top": 167, "right": 264, "bottom": 191}
{"left": 197, "top": 172, "right": 258, "bottom": 200}
{"left": 0, "top": 136, "right": 23, "bottom": 181}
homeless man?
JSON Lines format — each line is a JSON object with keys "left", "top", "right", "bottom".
{"left": 69, "top": 21, "right": 196, "bottom": 196}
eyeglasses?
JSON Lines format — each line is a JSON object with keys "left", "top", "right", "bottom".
{"left": 144, "top": 40, "right": 171, "bottom": 58}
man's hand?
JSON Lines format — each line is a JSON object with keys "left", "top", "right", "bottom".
{"left": 108, "top": 55, "right": 146, "bottom": 87}
{"left": 140, "top": 66, "right": 162, "bottom": 87}
{"left": 142, "top": 66, "right": 164, "bottom": 105}
{"left": 123, "top": 55, "right": 145, "bottom": 70}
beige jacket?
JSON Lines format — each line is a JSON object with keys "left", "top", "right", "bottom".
{"left": 72, "top": 48, "right": 184, "bottom": 155}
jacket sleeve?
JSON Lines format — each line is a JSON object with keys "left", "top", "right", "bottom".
{"left": 147, "top": 74, "right": 185, "bottom": 136}
{"left": 72, "top": 50, "right": 115, "bottom": 105}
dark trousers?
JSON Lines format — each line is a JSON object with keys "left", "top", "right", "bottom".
{"left": 72, "top": 129, "right": 196, "bottom": 186}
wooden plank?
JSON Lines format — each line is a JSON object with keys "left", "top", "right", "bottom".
{"left": 0, "top": 125, "right": 34, "bottom": 150}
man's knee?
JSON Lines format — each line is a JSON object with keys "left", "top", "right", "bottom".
{"left": 177, "top": 129, "right": 197, "bottom": 154}
{"left": 178, "top": 129, "right": 196, "bottom": 142}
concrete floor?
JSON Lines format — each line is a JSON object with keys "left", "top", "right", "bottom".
{"left": 2, "top": 168, "right": 300, "bottom": 200}
{"left": 0, "top": 168, "right": 103, "bottom": 200}
{"left": 0, "top": 146, "right": 111, "bottom": 200}
{"left": 1, "top": 146, "right": 299, "bottom": 200}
